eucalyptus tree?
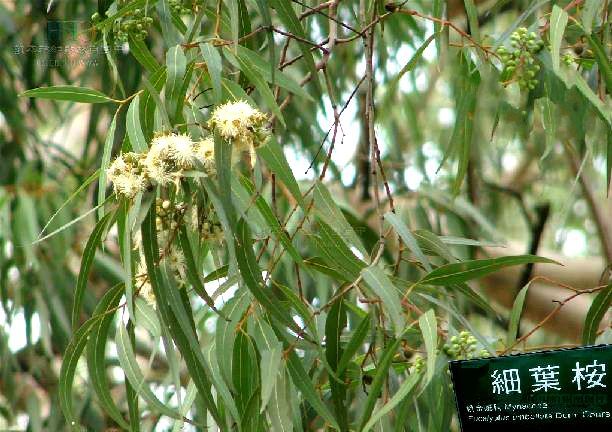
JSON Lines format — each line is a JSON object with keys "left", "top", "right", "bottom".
{"left": 0, "top": 0, "right": 610, "bottom": 430}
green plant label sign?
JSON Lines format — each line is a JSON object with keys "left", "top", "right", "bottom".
{"left": 449, "top": 344, "right": 612, "bottom": 430}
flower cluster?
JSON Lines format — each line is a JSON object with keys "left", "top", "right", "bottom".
{"left": 497, "top": 27, "right": 544, "bottom": 91}
{"left": 208, "top": 100, "right": 270, "bottom": 158}
{"left": 443, "top": 331, "right": 490, "bottom": 360}
{"left": 107, "top": 133, "right": 216, "bottom": 199}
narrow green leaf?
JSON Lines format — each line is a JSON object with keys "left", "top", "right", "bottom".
{"left": 418, "top": 309, "right": 437, "bottom": 385}
{"left": 582, "top": 0, "right": 602, "bottom": 34}
{"left": 141, "top": 208, "right": 222, "bottom": 424}
{"left": 129, "top": 36, "right": 161, "bottom": 73}
{"left": 394, "top": 33, "right": 437, "bottom": 83}
{"left": 358, "top": 338, "right": 401, "bottom": 431}
{"left": 60, "top": 284, "right": 123, "bottom": 430}
{"left": 86, "top": 285, "right": 130, "bottom": 430}
{"left": 507, "top": 281, "right": 532, "bottom": 347}
{"left": 550, "top": 5, "right": 568, "bottom": 73}
{"left": 97, "top": 108, "right": 120, "bottom": 220}
{"left": 259, "top": 345, "right": 282, "bottom": 413}
{"left": 256, "top": 137, "right": 304, "bottom": 208}
{"left": 116, "top": 325, "right": 183, "bottom": 419}
{"left": 177, "top": 226, "right": 224, "bottom": 316}
{"left": 584, "top": 33, "right": 612, "bottom": 92}
{"left": 362, "top": 369, "right": 422, "bottom": 432}
{"left": 127, "top": 94, "right": 148, "bottom": 153}
{"left": 463, "top": 0, "right": 480, "bottom": 43}
{"left": 37, "top": 169, "right": 99, "bottom": 241}
{"left": 385, "top": 212, "right": 431, "bottom": 272}
{"left": 199, "top": 43, "right": 223, "bottom": 103}
{"left": 325, "top": 298, "right": 349, "bottom": 431}
{"left": 283, "top": 343, "right": 340, "bottom": 430}
{"left": 234, "top": 219, "right": 301, "bottom": 334}
{"left": 232, "top": 45, "right": 312, "bottom": 101}
{"left": 314, "top": 182, "right": 367, "bottom": 257}
{"left": 72, "top": 211, "right": 114, "bottom": 330}
{"left": 20, "top": 86, "right": 115, "bottom": 103}
{"left": 268, "top": 0, "right": 321, "bottom": 96}
{"left": 337, "top": 313, "right": 370, "bottom": 375}
{"left": 582, "top": 282, "right": 612, "bottom": 344}
{"left": 418, "top": 255, "right": 559, "bottom": 287}
{"left": 361, "top": 266, "right": 405, "bottom": 337}
{"left": 165, "top": 45, "right": 187, "bottom": 122}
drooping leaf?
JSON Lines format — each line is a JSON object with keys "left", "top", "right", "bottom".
{"left": 361, "top": 265, "right": 405, "bottom": 337}
{"left": 582, "top": 282, "right": 612, "bottom": 345}
{"left": 417, "top": 255, "right": 559, "bottom": 287}
{"left": 550, "top": 5, "right": 568, "bottom": 73}
{"left": 20, "top": 86, "right": 115, "bottom": 103}
{"left": 418, "top": 309, "right": 438, "bottom": 385}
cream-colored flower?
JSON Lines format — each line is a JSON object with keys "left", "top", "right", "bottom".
{"left": 207, "top": 100, "right": 268, "bottom": 149}
{"left": 194, "top": 137, "right": 216, "bottom": 175}
{"left": 168, "top": 133, "right": 197, "bottom": 169}
{"left": 149, "top": 134, "right": 175, "bottom": 160}
{"left": 106, "top": 152, "right": 147, "bottom": 199}
{"left": 143, "top": 153, "right": 174, "bottom": 186}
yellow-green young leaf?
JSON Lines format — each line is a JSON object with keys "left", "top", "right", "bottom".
{"left": 507, "top": 281, "right": 532, "bottom": 347}
{"left": 361, "top": 265, "right": 405, "bottom": 337}
{"left": 418, "top": 309, "right": 437, "bottom": 385}
{"left": 582, "top": 282, "right": 612, "bottom": 345}
{"left": 417, "top": 255, "right": 560, "bottom": 287}
{"left": 60, "top": 284, "right": 124, "bottom": 430}
{"left": 550, "top": 5, "right": 568, "bottom": 73}
{"left": 20, "top": 86, "right": 115, "bottom": 103}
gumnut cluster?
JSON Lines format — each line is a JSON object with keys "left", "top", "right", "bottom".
{"left": 497, "top": 27, "right": 544, "bottom": 91}
{"left": 443, "top": 331, "right": 490, "bottom": 360}
{"left": 107, "top": 133, "right": 216, "bottom": 199}
{"left": 92, "top": 3, "right": 154, "bottom": 43}
{"left": 410, "top": 355, "right": 426, "bottom": 374}
{"left": 169, "top": 0, "right": 204, "bottom": 14}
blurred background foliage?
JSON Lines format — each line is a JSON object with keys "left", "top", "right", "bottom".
{"left": 0, "top": 0, "right": 610, "bottom": 430}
